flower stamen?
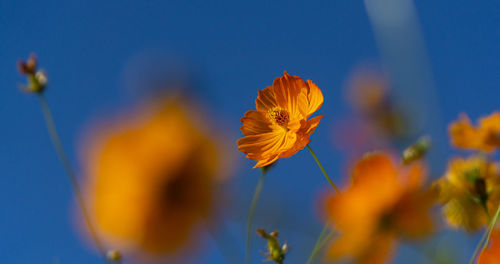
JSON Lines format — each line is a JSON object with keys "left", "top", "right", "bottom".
{"left": 267, "top": 107, "right": 290, "bottom": 128}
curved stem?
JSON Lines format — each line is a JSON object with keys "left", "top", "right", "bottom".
{"left": 306, "top": 145, "right": 340, "bottom": 194}
{"left": 245, "top": 168, "right": 266, "bottom": 264}
{"left": 306, "top": 223, "right": 333, "bottom": 264}
{"left": 482, "top": 204, "right": 500, "bottom": 250}
{"left": 469, "top": 203, "right": 500, "bottom": 264}
{"left": 38, "top": 94, "right": 108, "bottom": 262}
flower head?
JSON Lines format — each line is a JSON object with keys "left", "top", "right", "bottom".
{"left": 237, "top": 72, "right": 324, "bottom": 167}
{"left": 449, "top": 112, "right": 500, "bottom": 153}
{"left": 17, "top": 53, "right": 48, "bottom": 93}
{"left": 324, "top": 153, "right": 435, "bottom": 264}
{"left": 81, "top": 97, "right": 223, "bottom": 257}
{"left": 478, "top": 228, "right": 500, "bottom": 264}
{"left": 435, "top": 156, "right": 500, "bottom": 231}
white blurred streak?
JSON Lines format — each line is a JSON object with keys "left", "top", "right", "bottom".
{"left": 365, "top": 0, "right": 447, "bottom": 170}
{"left": 365, "top": 0, "right": 414, "bottom": 27}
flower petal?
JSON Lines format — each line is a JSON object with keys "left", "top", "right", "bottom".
{"left": 449, "top": 114, "right": 481, "bottom": 150}
{"left": 279, "top": 115, "right": 323, "bottom": 159}
{"left": 272, "top": 71, "right": 305, "bottom": 117}
{"left": 237, "top": 131, "right": 296, "bottom": 167}
{"left": 240, "top": 110, "right": 277, "bottom": 136}
{"left": 352, "top": 153, "right": 397, "bottom": 185}
{"left": 254, "top": 154, "right": 279, "bottom": 168}
{"left": 478, "top": 228, "right": 500, "bottom": 264}
{"left": 256, "top": 86, "right": 277, "bottom": 112}
{"left": 479, "top": 112, "right": 500, "bottom": 131}
{"left": 299, "top": 80, "right": 324, "bottom": 119}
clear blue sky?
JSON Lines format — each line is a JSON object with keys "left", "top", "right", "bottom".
{"left": 1, "top": 1, "right": 499, "bottom": 263}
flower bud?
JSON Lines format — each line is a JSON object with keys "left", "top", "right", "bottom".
{"left": 17, "top": 54, "right": 47, "bottom": 94}
{"left": 402, "top": 136, "right": 431, "bottom": 164}
{"left": 106, "top": 250, "right": 122, "bottom": 262}
{"left": 256, "top": 228, "right": 288, "bottom": 264}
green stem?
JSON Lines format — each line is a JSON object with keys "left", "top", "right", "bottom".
{"left": 306, "top": 223, "right": 333, "bottom": 264}
{"left": 469, "top": 203, "right": 500, "bottom": 264}
{"left": 38, "top": 94, "right": 108, "bottom": 262}
{"left": 245, "top": 168, "right": 267, "bottom": 264}
{"left": 482, "top": 204, "right": 500, "bottom": 250}
{"left": 306, "top": 145, "right": 340, "bottom": 194}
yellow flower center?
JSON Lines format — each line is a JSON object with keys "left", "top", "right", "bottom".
{"left": 267, "top": 107, "right": 290, "bottom": 128}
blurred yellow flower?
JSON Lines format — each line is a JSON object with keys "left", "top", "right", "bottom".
{"left": 478, "top": 228, "right": 500, "bottom": 264}
{"left": 237, "top": 71, "right": 324, "bottom": 168}
{"left": 449, "top": 112, "right": 500, "bottom": 153}
{"left": 81, "top": 97, "right": 223, "bottom": 256}
{"left": 324, "top": 153, "right": 435, "bottom": 264}
{"left": 435, "top": 156, "right": 500, "bottom": 231}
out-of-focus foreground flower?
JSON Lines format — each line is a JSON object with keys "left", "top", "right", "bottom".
{"left": 449, "top": 112, "right": 500, "bottom": 153}
{"left": 324, "top": 153, "right": 435, "bottom": 264}
{"left": 80, "top": 96, "right": 225, "bottom": 258}
{"left": 346, "top": 67, "right": 389, "bottom": 115}
{"left": 333, "top": 67, "right": 417, "bottom": 161}
{"left": 237, "top": 71, "right": 324, "bottom": 168}
{"left": 434, "top": 156, "right": 500, "bottom": 231}
{"left": 478, "top": 228, "right": 500, "bottom": 264}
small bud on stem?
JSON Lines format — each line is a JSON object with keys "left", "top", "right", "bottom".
{"left": 257, "top": 228, "right": 288, "bottom": 264}
{"left": 402, "top": 136, "right": 431, "bottom": 164}
{"left": 17, "top": 53, "right": 47, "bottom": 93}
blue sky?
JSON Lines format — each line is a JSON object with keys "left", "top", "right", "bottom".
{"left": 1, "top": 1, "right": 499, "bottom": 263}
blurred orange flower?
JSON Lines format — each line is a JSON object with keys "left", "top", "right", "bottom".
{"left": 324, "top": 153, "right": 435, "bottom": 264}
{"left": 478, "top": 228, "right": 500, "bottom": 264}
{"left": 346, "top": 68, "right": 388, "bottom": 114}
{"left": 237, "top": 71, "right": 324, "bottom": 168}
{"left": 81, "top": 97, "right": 223, "bottom": 257}
{"left": 435, "top": 156, "right": 500, "bottom": 231}
{"left": 334, "top": 67, "right": 411, "bottom": 155}
{"left": 449, "top": 112, "right": 500, "bottom": 153}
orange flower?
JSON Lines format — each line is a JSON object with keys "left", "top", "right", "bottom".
{"left": 324, "top": 153, "right": 435, "bottom": 264}
{"left": 478, "top": 228, "right": 500, "bottom": 264}
{"left": 237, "top": 72, "right": 324, "bottom": 167}
{"left": 81, "top": 97, "right": 224, "bottom": 257}
{"left": 449, "top": 112, "right": 500, "bottom": 153}
{"left": 345, "top": 67, "right": 388, "bottom": 113}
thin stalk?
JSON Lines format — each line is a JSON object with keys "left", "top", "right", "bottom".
{"left": 306, "top": 223, "right": 333, "bottom": 264}
{"left": 469, "top": 203, "right": 500, "bottom": 264}
{"left": 482, "top": 204, "right": 500, "bottom": 250}
{"left": 38, "top": 94, "right": 108, "bottom": 261}
{"left": 306, "top": 145, "right": 340, "bottom": 194}
{"left": 245, "top": 168, "right": 267, "bottom": 264}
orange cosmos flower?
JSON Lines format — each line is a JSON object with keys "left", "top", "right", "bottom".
{"left": 449, "top": 112, "right": 500, "bottom": 153}
{"left": 80, "top": 96, "right": 224, "bottom": 258}
{"left": 237, "top": 72, "right": 324, "bottom": 167}
{"left": 324, "top": 153, "right": 435, "bottom": 264}
{"left": 478, "top": 228, "right": 500, "bottom": 264}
